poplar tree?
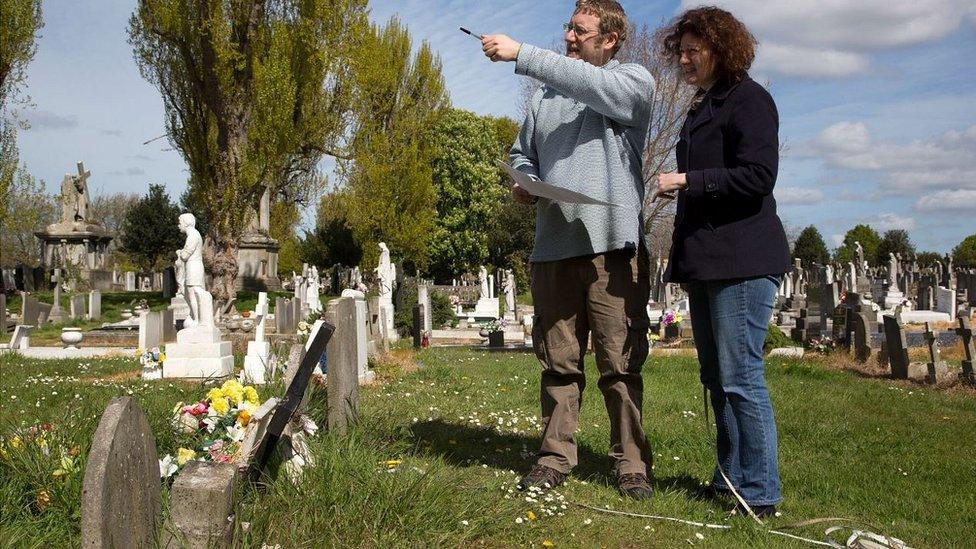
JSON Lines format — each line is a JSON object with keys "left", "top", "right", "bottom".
{"left": 128, "top": 0, "right": 367, "bottom": 300}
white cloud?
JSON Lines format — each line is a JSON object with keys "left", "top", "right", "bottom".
{"left": 26, "top": 110, "right": 78, "bottom": 130}
{"left": 808, "top": 122, "right": 976, "bottom": 193}
{"left": 830, "top": 233, "right": 845, "bottom": 247}
{"left": 872, "top": 212, "right": 916, "bottom": 231}
{"left": 915, "top": 189, "right": 976, "bottom": 212}
{"left": 776, "top": 186, "right": 824, "bottom": 205}
{"left": 682, "top": 0, "right": 976, "bottom": 78}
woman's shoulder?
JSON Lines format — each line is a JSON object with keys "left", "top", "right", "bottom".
{"left": 728, "top": 76, "right": 774, "bottom": 105}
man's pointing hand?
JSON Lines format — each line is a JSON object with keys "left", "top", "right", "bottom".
{"left": 482, "top": 34, "right": 521, "bottom": 62}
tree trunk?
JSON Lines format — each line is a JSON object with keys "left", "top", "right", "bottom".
{"left": 209, "top": 234, "right": 239, "bottom": 304}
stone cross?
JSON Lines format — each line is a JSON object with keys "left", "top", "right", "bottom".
{"left": 254, "top": 292, "right": 268, "bottom": 343}
{"left": 81, "top": 397, "right": 161, "bottom": 547}
{"left": 956, "top": 316, "right": 974, "bottom": 382}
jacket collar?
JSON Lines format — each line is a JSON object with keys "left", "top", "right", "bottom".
{"left": 688, "top": 74, "right": 750, "bottom": 133}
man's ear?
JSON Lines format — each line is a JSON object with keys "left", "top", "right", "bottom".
{"left": 602, "top": 32, "right": 619, "bottom": 54}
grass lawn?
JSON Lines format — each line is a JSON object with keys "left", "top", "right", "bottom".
{"left": 1, "top": 348, "right": 974, "bottom": 547}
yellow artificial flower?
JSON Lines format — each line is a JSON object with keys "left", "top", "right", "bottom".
{"left": 207, "top": 388, "right": 225, "bottom": 403}
{"left": 237, "top": 409, "right": 252, "bottom": 427}
{"left": 172, "top": 402, "right": 185, "bottom": 415}
{"left": 10, "top": 436, "right": 22, "bottom": 449}
{"left": 542, "top": 541, "right": 555, "bottom": 548}
{"left": 526, "top": 511, "right": 537, "bottom": 521}
{"left": 176, "top": 447, "right": 196, "bottom": 466}
{"left": 211, "top": 397, "right": 230, "bottom": 416}
{"left": 159, "top": 353, "right": 166, "bottom": 362}
{"left": 380, "top": 459, "right": 402, "bottom": 469}
{"left": 243, "top": 386, "right": 259, "bottom": 405}
{"left": 37, "top": 437, "right": 47, "bottom": 449}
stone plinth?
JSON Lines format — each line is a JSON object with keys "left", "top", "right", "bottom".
{"left": 235, "top": 232, "right": 281, "bottom": 292}
{"left": 163, "top": 327, "right": 233, "bottom": 379}
{"left": 465, "top": 297, "right": 500, "bottom": 321}
{"left": 35, "top": 221, "right": 113, "bottom": 291}
{"left": 165, "top": 461, "right": 236, "bottom": 549}
{"left": 242, "top": 341, "right": 272, "bottom": 384}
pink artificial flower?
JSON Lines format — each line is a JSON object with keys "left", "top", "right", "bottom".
{"left": 182, "top": 401, "right": 209, "bottom": 416}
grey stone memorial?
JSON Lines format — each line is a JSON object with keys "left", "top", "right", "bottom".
{"left": 80, "top": 397, "right": 161, "bottom": 548}
{"left": 165, "top": 461, "right": 237, "bottom": 549}
{"left": 138, "top": 310, "right": 162, "bottom": 350}
{"left": 882, "top": 315, "right": 910, "bottom": 379}
{"left": 162, "top": 308, "right": 176, "bottom": 343}
{"left": 956, "top": 317, "right": 974, "bottom": 382}
{"left": 21, "top": 294, "right": 39, "bottom": 326}
{"left": 161, "top": 266, "right": 177, "bottom": 299}
{"left": 88, "top": 290, "right": 101, "bottom": 321}
{"left": 324, "top": 297, "right": 359, "bottom": 434}
{"left": 922, "top": 322, "right": 949, "bottom": 384}
{"left": 412, "top": 303, "right": 423, "bottom": 349}
{"left": 70, "top": 294, "right": 86, "bottom": 320}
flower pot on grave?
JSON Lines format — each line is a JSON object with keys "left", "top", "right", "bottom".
{"left": 61, "top": 327, "right": 83, "bottom": 349}
{"left": 664, "top": 323, "right": 681, "bottom": 340}
{"left": 120, "top": 309, "right": 133, "bottom": 320}
{"left": 488, "top": 330, "right": 505, "bottom": 347}
{"left": 241, "top": 319, "right": 254, "bottom": 332}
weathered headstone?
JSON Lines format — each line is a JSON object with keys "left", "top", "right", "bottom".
{"left": 165, "top": 461, "right": 236, "bottom": 549}
{"left": 935, "top": 286, "right": 956, "bottom": 321}
{"left": 243, "top": 292, "right": 271, "bottom": 384}
{"left": 21, "top": 293, "right": 39, "bottom": 326}
{"left": 412, "top": 303, "right": 423, "bottom": 349}
{"left": 0, "top": 325, "right": 33, "bottom": 350}
{"left": 324, "top": 297, "right": 359, "bottom": 434}
{"left": 956, "top": 317, "right": 974, "bottom": 382}
{"left": 88, "top": 290, "right": 102, "bottom": 321}
{"left": 882, "top": 315, "right": 910, "bottom": 379}
{"left": 37, "top": 301, "right": 52, "bottom": 324}
{"left": 70, "top": 294, "right": 87, "bottom": 320}
{"left": 125, "top": 271, "right": 137, "bottom": 292}
{"left": 161, "top": 308, "right": 176, "bottom": 343}
{"left": 921, "top": 322, "right": 949, "bottom": 384}
{"left": 81, "top": 397, "right": 161, "bottom": 548}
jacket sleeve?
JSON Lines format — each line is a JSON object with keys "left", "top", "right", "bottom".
{"left": 509, "top": 88, "right": 541, "bottom": 181}
{"left": 685, "top": 87, "right": 779, "bottom": 199}
{"left": 514, "top": 44, "right": 654, "bottom": 127}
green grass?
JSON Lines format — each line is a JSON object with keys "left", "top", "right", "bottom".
{"left": 1, "top": 349, "right": 974, "bottom": 547}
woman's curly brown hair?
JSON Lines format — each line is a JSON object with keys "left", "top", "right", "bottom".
{"left": 656, "top": 6, "right": 757, "bottom": 82}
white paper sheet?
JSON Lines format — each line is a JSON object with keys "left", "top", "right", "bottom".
{"left": 497, "top": 161, "right": 623, "bottom": 207}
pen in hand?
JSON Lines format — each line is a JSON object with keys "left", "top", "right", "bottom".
{"left": 459, "top": 27, "right": 483, "bottom": 40}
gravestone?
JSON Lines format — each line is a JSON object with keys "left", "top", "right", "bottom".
{"left": 935, "top": 286, "right": 956, "bottom": 320}
{"left": 37, "top": 301, "right": 52, "bottom": 324}
{"left": 0, "top": 294, "right": 6, "bottom": 334}
{"left": 340, "top": 289, "right": 372, "bottom": 382}
{"left": 70, "top": 294, "right": 86, "bottom": 320}
{"left": 81, "top": 397, "right": 161, "bottom": 548}
{"left": 250, "top": 322, "right": 334, "bottom": 483}
{"left": 138, "top": 311, "right": 162, "bottom": 350}
{"left": 882, "top": 315, "right": 910, "bottom": 379}
{"left": 324, "top": 297, "right": 359, "bottom": 434}
{"left": 161, "top": 266, "right": 177, "bottom": 299}
{"left": 165, "top": 461, "right": 237, "bottom": 549}
{"left": 161, "top": 308, "right": 176, "bottom": 343}
{"left": 0, "top": 325, "right": 33, "bottom": 350}
{"left": 21, "top": 294, "right": 40, "bottom": 326}
{"left": 243, "top": 292, "right": 271, "bottom": 384}
{"left": 412, "top": 304, "right": 423, "bottom": 349}
{"left": 956, "top": 317, "right": 974, "bottom": 382}
{"left": 832, "top": 305, "right": 850, "bottom": 348}
{"left": 922, "top": 322, "right": 950, "bottom": 384}
{"left": 125, "top": 271, "right": 137, "bottom": 292}
{"left": 88, "top": 290, "right": 102, "bottom": 321}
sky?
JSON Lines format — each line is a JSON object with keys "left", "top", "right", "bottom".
{"left": 13, "top": 0, "right": 976, "bottom": 253}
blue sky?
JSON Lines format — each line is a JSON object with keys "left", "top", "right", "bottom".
{"left": 14, "top": 0, "right": 976, "bottom": 252}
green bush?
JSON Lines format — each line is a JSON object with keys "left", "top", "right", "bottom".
{"left": 764, "top": 323, "right": 793, "bottom": 353}
{"left": 394, "top": 279, "right": 457, "bottom": 337}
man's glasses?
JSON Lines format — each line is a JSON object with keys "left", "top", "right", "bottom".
{"left": 563, "top": 22, "right": 601, "bottom": 39}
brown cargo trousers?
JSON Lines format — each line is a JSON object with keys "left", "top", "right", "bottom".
{"left": 530, "top": 247, "right": 652, "bottom": 477}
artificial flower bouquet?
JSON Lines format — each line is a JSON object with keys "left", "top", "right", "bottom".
{"left": 661, "top": 310, "right": 683, "bottom": 327}
{"left": 482, "top": 318, "right": 508, "bottom": 334}
{"left": 159, "top": 380, "right": 261, "bottom": 479}
{"left": 138, "top": 347, "right": 165, "bottom": 380}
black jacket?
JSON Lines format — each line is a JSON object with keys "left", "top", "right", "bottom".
{"left": 664, "top": 76, "right": 790, "bottom": 282}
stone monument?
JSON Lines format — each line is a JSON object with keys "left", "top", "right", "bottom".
{"left": 242, "top": 292, "right": 272, "bottom": 384}
{"left": 236, "top": 186, "right": 282, "bottom": 291}
{"left": 35, "top": 162, "right": 114, "bottom": 290}
{"left": 503, "top": 269, "right": 516, "bottom": 320}
{"left": 468, "top": 265, "right": 500, "bottom": 320}
{"left": 163, "top": 213, "right": 234, "bottom": 379}
{"left": 375, "top": 242, "right": 397, "bottom": 341}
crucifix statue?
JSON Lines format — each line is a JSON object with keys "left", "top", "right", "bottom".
{"left": 60, "top": 161, "right": 92, "bottom": 223}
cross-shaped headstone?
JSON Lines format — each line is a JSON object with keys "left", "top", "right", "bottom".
{"left": 75, "top": 161, "right": 91, "bottom": 186}
{"left": 956, "top": 316, "right": 974, "bottom": 382}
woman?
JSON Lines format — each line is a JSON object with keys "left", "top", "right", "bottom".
{"left": 655, "top": 7, "right": 790, "bottom": 517}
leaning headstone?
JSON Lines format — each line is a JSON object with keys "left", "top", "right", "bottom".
{"left": 88, "top": 290, "right": 102, "bottom": 321}
{"left": 956, "top": 317, "right": 974, "bottom": 382}
{"left": 70, "top": 294, "right": 87, "bottom": 320}
{"left": 165, "top": 461, "right": 236, "bottom": 549}
{"left": 882, "top": 315, "right": 910, "bottom": 379}
{"left": 37, "top": 301, "right": 52, "bottom": 324}
{"left": 324, "top": 298, "right": 358, "bottom": 435}
{"left": 81, "top": 397, "right": 161, "bottom": 548}
{"left": 0, "top": 325, "right": 33, "bottom": 350}
{"left": 921, "top": 322, "right": 950, "bottom": 384}
{"left": 21, "top": 294, "right": 40, "bottom": 326}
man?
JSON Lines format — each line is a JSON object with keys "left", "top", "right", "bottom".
{"left": 482, "top": 0, "right": 655, "bottom": 499}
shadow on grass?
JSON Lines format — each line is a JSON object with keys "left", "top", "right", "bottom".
{"left": 410, "top": 419, "right": 707, "bottom": 499}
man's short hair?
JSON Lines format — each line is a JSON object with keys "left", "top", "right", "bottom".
{"left": 574, "top": 0, "right": 629, "bottom": 57}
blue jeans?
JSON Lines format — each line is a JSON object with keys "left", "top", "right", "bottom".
{"left": 687, "top": 275, "right": 782, "bottom": 506}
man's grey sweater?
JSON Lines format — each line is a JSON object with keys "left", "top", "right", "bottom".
{"left": 511, "top": 43, "right": 654, "bottom": 263}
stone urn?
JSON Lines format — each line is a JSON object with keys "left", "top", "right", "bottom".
{"left": 240, "top": 319, "right": 255, "bottom": 332}
{"left": 120, "top": 309, "right": 133, "bottom": 320}
{"left": 488, "top": 330, "right": 505, "bottom": 348}
{"left": 61, "top": 327, "right": 83, "bottom": 349}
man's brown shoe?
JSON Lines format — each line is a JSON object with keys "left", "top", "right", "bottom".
{"left": 618, "top": 473, "right": 654, "bottom": 500}
{"left": 517, "top": 464, "right": 567, "bottom": 492}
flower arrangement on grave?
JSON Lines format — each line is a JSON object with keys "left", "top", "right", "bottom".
{"left": 661, "top": 310, "right": 683, "bottom": 328}
{"left": 138, "top": 346, "right": 165, "bottom": 380}
{"left": 807, "top": 336, "right": 835, "bottom": 355}
{"left": 482, "top": 318, "right": 508, "bottom": 334}
{"left": 297, "top": 321, "right": 311, "bottom": 338}
{"left": 158, "top": 379, "right": 261, "bottom": 479}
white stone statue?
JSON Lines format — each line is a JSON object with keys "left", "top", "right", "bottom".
{"left": 854, "top": 241, "right": 864, "bottom": 272}
{"left": 306, "top": 266, "right": 322, "bottom": 313}
{"left": 479, "top": 265, "right": 490, "bottom": 301}
{"left": 175, "top": 213, "right": 213, "bottom": 329}
{"left": 59, "top": 161, "right": 91, "bottom": 224}
{"left": 503, "top": 269, "right": 516, "bottom": 317}
{"left": 376, "top": 243, "right": 394, "bottom": 302}
{"left": 352, "top": 266, "right": 367, "bottom": 293}
{"left": 888, "top": 252, "right": 899, "bottom": 290}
